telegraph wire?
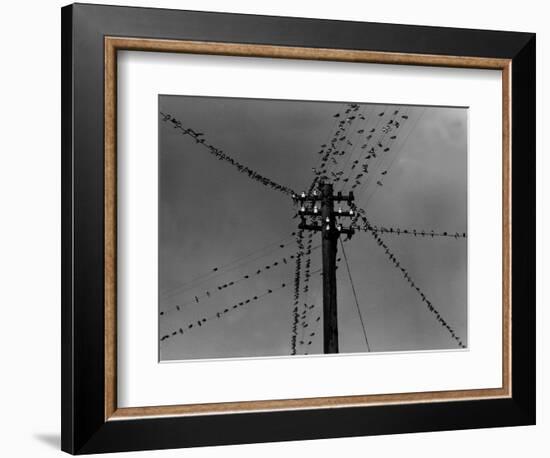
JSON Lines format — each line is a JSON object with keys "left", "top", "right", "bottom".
{"left": 298, "top": 231, "right": 315, "bottom": 351}
{"left": 344, "top": 106, "right": 406, "bottom": 194}
{"left": 160, "top": 282, "right": 289, "bottom": 343}
{"left": 309, "top": 103, "right": 360, "bottom": 193}
{"left": 331, "top": 105, "right": 374, "bottom": 188}
{"left": 339, "top": 105, "right": 398, "bottom": 194}
{"left": 290, "top": 230, "right": 305, "bottom": 354}
{"left": 358, "top": 107, "right": 425, "bottom": 209}
{"left": 354, "top": 223, "right": 467, "bottom": 239}
{"left": 160, "top": 112, "right": 297, "bottom": 197}
{"left": 351, "top": 107, "right": 410, "bottom": 198}
{"left": 160, "top": 245, "right": 320, "bottom": 317}
{"left": 160, "top": 232, "right": 298, "bottom": 300}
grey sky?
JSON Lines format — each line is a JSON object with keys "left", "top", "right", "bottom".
{"left": 158, "top": 95, "right": 467, "bottom": 361}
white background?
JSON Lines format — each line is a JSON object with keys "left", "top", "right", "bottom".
{"left": 118, "top": 52, "right": 502, "bottom": 407}
{"left": 0, "top": 0, "right": 545, "bottom": 457}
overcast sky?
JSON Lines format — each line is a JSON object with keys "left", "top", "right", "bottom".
{"left": 158, "top": 95, "right": 467, "bottom": 361}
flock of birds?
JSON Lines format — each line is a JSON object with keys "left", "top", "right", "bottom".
{"left": 158, "top": 100, "right": 467, "bottom": 356}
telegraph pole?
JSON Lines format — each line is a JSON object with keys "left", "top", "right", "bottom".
{"left": 294, "top": 183, "right": 355, "bottom": 354}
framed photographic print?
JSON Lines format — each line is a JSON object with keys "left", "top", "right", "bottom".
{"left": 61, "top": 3, "right": 536, "bottom": 454}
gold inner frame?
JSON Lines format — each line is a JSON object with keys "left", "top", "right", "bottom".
{"left": 104, "top": 37, "right": 512, "bottom": 421}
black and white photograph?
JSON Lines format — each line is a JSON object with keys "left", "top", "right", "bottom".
{"left": 158, "top": 95, "right": 468, "bottom": 362}
{"left": 1, "top": 0, "right": 542, "bottom": 456}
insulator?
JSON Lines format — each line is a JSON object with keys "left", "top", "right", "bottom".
{"left": 301, "top": 191, "right": 306, "bottom": 198}
{"left": 325, "top": 217, "right": 330, "bottom": 223}
{"left": 300, "top": 206, "right": 305, "bottom": 212}
{"left": 313, "top": 206, "right": 318, "bottom": 213}
{"left": 338, "top": 207, "right": 342, "bottom": 213}
{"left": 337, "top": 224, "right": 342, "bottom": 231}
{"left": 326, "top": 224, "right": 330, "bottom": 230}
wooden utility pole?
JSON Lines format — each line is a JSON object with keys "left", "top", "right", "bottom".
{"left": 320, "top": 183, "right": 339, "bottom": 353}
{"left": 294, "top": 183, "right": 354, "bottom": 354}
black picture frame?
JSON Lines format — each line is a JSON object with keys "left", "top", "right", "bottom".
{"left": 61, "top": 3, "right": 535, "bottom": 454}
